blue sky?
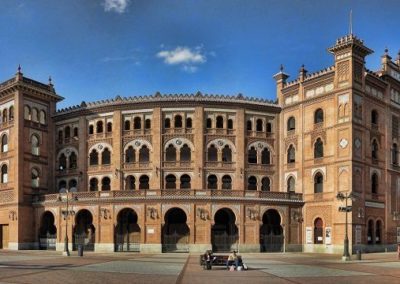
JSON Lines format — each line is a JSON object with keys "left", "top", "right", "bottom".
{"left": 0, "top": 0, "right": 399, "bottom": 109}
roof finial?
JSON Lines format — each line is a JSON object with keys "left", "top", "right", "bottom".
{"left": 349, "top": 9, "right": 353, "bottom": 35}
{"left": 384, "top": 47, "right": 389, "bottom": 55}
{"left": 280, "top": 64, "right": 284, "bottom": 72}
{"left": 17, "top": 64, "right": 22, "bottom": 74}
{"left": 48, "top": 76, "right": 53, "bottom": 86}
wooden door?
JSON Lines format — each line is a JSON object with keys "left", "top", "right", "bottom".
{"left": 1, "top": 225, "right": 9, "bottom": 249}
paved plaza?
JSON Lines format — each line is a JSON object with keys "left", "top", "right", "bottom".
{"left": 0, "top": 251, "right": 399, "bottom": 284}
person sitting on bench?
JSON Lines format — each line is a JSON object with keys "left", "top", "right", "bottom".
{"left": 226, "top": 250, "right": 239, "bottom": 269}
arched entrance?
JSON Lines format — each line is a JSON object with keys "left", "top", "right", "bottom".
{"left": 211, "top": 208, "right": 238, "bottom": 252}
{"left": 314, "top": 218, "right": 323, "bottom": 244}
{"left": 260, "top": 209, "right": 283, "bottom": 252}
{"left": 39, "top": 211, "right": 57, "bottom": 250}
{"left": 115, "top": 208, "right": 140, "bottom": 252}
{"left": 162, "top": 208, "right": 189, "bottom": 252}
{"left": 73, "top": 210, "right": 95, "bottom": 251}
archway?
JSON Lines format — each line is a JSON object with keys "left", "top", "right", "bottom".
{"left": 211, "top": 208, "right": 238, "bottom": 252}
{"left": 39, "top": 211, "right": 57, "bottom": 250}
{"left": 73, "top": 210, "right": 95, "bottom": 251}
{"left": 314, "top": 218, "right": 323, "bottom": 244}
{"left": 162, "top": 208, "right": 189, "bottom": 252}
{"left": 260, "top": 209, "right": 283, "bottom": 252}
{"left": 115, "top": 208, "right": 140, "bottom": 252}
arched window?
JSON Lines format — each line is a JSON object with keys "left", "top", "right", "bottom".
{"left": 247, "top": 120, "right": 252, "bottom": 131}
{"left": 31, "top": 135, "right": 40, "bottom": 156}
{"left": 287, "top": 117, "right": 295, "bottom": 131}
{"left": 145, "top": 119, "right": 151, "bottom": 129}
{"left": 186, "top": 118, "right": 192, "bottom": 128}
{"left": 9, "top": 106, "right": 14, "bottom": 121}
{"left": 256, "top": 119, "right": 263, "bottom": 131}
{"left": 107, "top": 122, "right": 112, "bottom": 132}
{"left": 164, "top": 118, "right": 171, "bottom": 129}
{"left": 314, "top": 172, "right": 323, "bottom": 193}
{"left": 180, "top": 174, "right": 191, "bottom": 189}
{"left": 222, "top": 175, "right": 232, "bottom": 190}
{"left": 68, "top": 179, "right": 77, "bottom": 189}
{"left": 89, "top": 149, "right": 99, "bottom": 165}
{"left": 266, "top": 122, "right": 272, "bottom": 133}
{"left": 124, "top": 120, "right": 131, "bottom": 130}
{"left": 248, "top": 146, "right": 257, "bottom": 164}
{"left": 261, "top": 148, "right": 270, "bottom": 165}
{"left": 371, "top": 139, "right": 378, "bottom": 160}
{"left": 88, "top": 125, "right": 94, "bottom": 135}
{"left": 1, "top": 164, "right": 8, "bottom": 183}
{"left": 126, "top": 175, "right": 135, "bottom": 190}
{"left": 371, "top": 173, "right": 378, "bottom": 194}
{"left": 139, "top": 145, "right": 149, "bottom": 162}
{"left": 227, "top": 119, "right": 233, "bottom": 129}
{"left": 31, "top": 168, "right": 39, "bottom": 188}
{"left": 73, "top": 127, "right": 78, "bottom": 137}
{"left": 393, "top": 143, "right": 398, "bottom": 165}
{"left": 367, "top": 219, "right": 374, "bottom": 244}
{"left": 207, "top": 175, "right": 217, "bottom": 190}
{"left": 1, "top": 134, "right": 8, "bottom": 153}
{"left": 65, "top": 126, "right": 71, "bottom": 139}
{"left": 371, "top": 110, "right": 378, "bottom": 125}
{"left": 314, "top": 218, "right": 323, "bottom": 244}
{"left": 206, "top": 118, "right": 212, "bottom": 129}
{"left": 2, "top": 109, "right": 7, "bottom": 123}
{"left": 222, "top": 145, "right": 232, "bottom": 162}
{"left": 139, "top": 175, "right": 149, "bottom": 189}
{"left": 59, "top": 153, "right": 67, "bottom": 170}
{"left": 69, "top": 152, "right": 77, "bottom": 169}
{"left": 287, "top": 145, "right": 295, "bottom": 163}
{"left": 58, "top": 130, "right": 63, "bottom": 144}
{"left": 207, "top": 144, "right": 218, "bottom": 161}
{"left": 101, "top": 177, "right": 111, "bottom": 191}
{"left": 96, "top": 121, "right": 103, "bottom": 133}
{"left": 375, "top": 220, "right": 382, "bottom": 244}
{"left": 101, "top": 148, "right": 111, "bottom": 165}
{"left": 174, "top": 115, "right": 182, "bottom": 128}
{"left": 24, "top": 105, "right": 31, "bottom": 120}
{"left": 314, "top": 138, "right": 323, "bottom": 158}
{"left": 89, "top": 178, "right": 98, "bottom": 191}
{"left": 125, "top": 146, "right": 135, "bottom": 163}
{"left": 134, "top": 117, "right": 141, "bottom": 129}
{"left": 216, "top": 116, "right": 224, "bottom": 128}
{"left": 180, "top": 144, "right": 191, "bottom": 161}
{"left": 287, "top": 176, "right": 295, "bottom": 192}
{"left": 165, "top": 174, "right": 176, "bottom": 189}
{"left": 166, "top": 144, "right": 176, "bottom": 161}
{"left": 314, "top": 108, "right": 324, "bottom": 124}
{"left": 247, "top": 176, "right": 257, "bottom": 190}
{"left": 39, "top": 110, "right": 46, "bottom": 124}
{"left": 261, "top": 177, "right": 270, "bottom": 191}
{"left": 58, "top": 180, "right": 67, "bottom": 191}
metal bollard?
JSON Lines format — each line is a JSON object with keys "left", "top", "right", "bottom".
{"left": 356, "top": 249, "right": 361, "bottom": 260}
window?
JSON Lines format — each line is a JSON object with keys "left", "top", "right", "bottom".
{"left": 371, "top": 173, "right": 378, "bottom": 194}
{"left": 207, "top": 175, "right": 217, "bottom": 190}
{"left": 9, "top": 106, "right": 14, "bottom": 121}
{"left": 101, "top": 177, "right": 111, "bottom": 191}
{"left": 124, "top": 120, "right": 131, "bottom": 130}
{"left": 164, "top": 118, "right": 171, "bottom": 129}
{"left": 139, "top": 175, "right": 149, "bottom": 189}
{"left": 180, "top": 144, "right": 191, "bottom": 161}
{"left": 186, "top": 118, "right": 192, "bottom": 128}
{"left": 266, "top": 122, "right": 272, "bottom": 133}
{"left": 227, "top": 119, "right": 233, "bottom": 129}
{"left": 145, "top": 119, "right": 151, "bottom": 129}
{"left": 222, "top": 145, "right": 232, "bottom": 162}
{"left": 392, "top": 143, "right": 398, "bottom": 165}
{"left": 69, "top": 179, "right": 77, "bottom": 189}
{"left": 125, "top": 146, "right": 135, "bottom": 163}
{"left": 287, "top": 117, "right": 295, "bottom": 131}
{"left": 39, "top": 110, "right": 46, "bottom": 124}
{"left": 107, "top": 122, "right": 112, "bottom": 132}
{"left": 1, "top": 134, "right": 8, "bottom": 152}
{"left": 96, "top": 121, "right": 103, "bottom": 133}
{"left": 314, "top": 108, "right": 324, "bottom": 124}
{"left": 371, "top": 110, "right": 378, "bottom": 125}
{"left": 371, "top": 139, "right": 378, "bottom": 160}
{"left": 89, "top": 178, "right": 98, "bottom": 191}
{"left": 247, "top": 120, "right": 252, "bottom": 131}
{"left": 59, "top": 153, "right": 67, "bottom": 170}
{"left": 65, "top": 126, "right": 71, "bottom": 139}
{"left": 180, "top": 174, "right": 191, "bottom": 189}
{"left": 375, "top": 220, "right": 382, "bottom": 244}
{"left": 2, "top": 109, "right": 7, "bottom": 123}
{"left": 126, "top": 175, "right": 135, "bottom": 190}
{"left": 367, "top": 220, "right": 374, "bottom": 244}
{"left": 73, "top": 127, "right": 78, "bottom": 137}
{"left": 261, "top": 148, "right": 270, "bottom": 165}
{"left": 134, "top": 117, "right": 141, "bottom": 129}
{"left": 24, "top": 105, "right": 31, "bottom": 120}
{"left": 31, "top": 168, "right": 39, "bottom": 188}
{"left": 287, "top": 176, "right": 295, "bottom": 192}
{"left": 247, "top": 176, "right": 257, "bottom": 190}
{"left": 88, "top": 125, "right": 94, "bottom": 135}
{"left": 166, "top": 144, "right": 176, "bottom": 161}
{"left": 58, "top": 180, "right": 67, "bottom": 191}
{"left": 165, "top": 174, "right": 176, "bottom": 189}
{"left": 89, "top": 150, "right": 99, "bottom": 165}
{"left": 58, "top": 130, "right": 63, "bottom": 144}
{"left": 261, "top": 177, "right": 270, "bottom": 191}
{"left": 247, "top": 147, "right": 257, "bottom": 164}
{"left": 256, "top": 119, "right": 263, "bottom": 131}
{"left": 174, "top": 115, "right": 182, "bottom": 128}
{"left": 32, "top": 108, "right": 38, "bottom": 122}
{"left": 31, "top": 135, "right": 40, "bottom": 156}
{"left": 139, "top": 145, "right": 149, "bottom": 162}
{"left": 314, "top": 172, "right": 323, "bottom": 193}
{"left": 69, "top": 152, "right": 77, "bottom": 169}
{"left": 216, "top": 116, "right": 224, "bottom": 128}
{"left": 314, "top": 138, "right": 323, "bottom": 158}
{"left": 287, "top": 145, "right": 295, "bottom": 163}
{"left": 1, "top": 164, "right": 8, "bottom": 183}
{"left": 222, "top": 175, "right": 232, "bottom": 190}
{"left": 207, "top": 145, "right": 217, "bottom": 161}
{"left": 101, "top": 148, "right": 111, "bottom": 165}
{"left": 206, "top": 118, "right": 212, "bottom": 129}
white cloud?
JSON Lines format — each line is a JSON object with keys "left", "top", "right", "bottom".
{"left": 156, "top": 46, "right": 207, "bottom": 73}
{"left": 103, "top": 0, "right": 130, "bottom": 13}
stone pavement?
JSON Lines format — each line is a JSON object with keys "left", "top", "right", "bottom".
{"left": 0, "top": 250, "right": 399, "bottom": 284}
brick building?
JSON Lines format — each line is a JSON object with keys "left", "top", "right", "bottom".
{"left": 0, "top": 33, "right": 399, "bottom": 254}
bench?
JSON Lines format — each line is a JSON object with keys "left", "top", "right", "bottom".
{"left": 200, "top": 254, "right": 244, "bottom": 268}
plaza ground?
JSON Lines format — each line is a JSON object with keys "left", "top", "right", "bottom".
{"left": 0, "top": 251, "right": 399, "bottom": 284}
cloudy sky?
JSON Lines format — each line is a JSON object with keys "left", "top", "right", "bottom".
{"left": 0, "top": 0, "right": 399, "bottom": 108}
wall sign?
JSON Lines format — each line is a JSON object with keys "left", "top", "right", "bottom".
{"left": 325, "top": 227, "right": 332, "bottom": 245}
{"left": 355, "top": 225, "right": 362, "bottom": 244}
{"left": 306, "top": 227, "right": 313, "bottom": 244}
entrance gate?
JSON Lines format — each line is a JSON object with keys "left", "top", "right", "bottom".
{"left": 0, "top": 225, "right": 8, "bottom": 249}
{"left": 115, "top": 208, "right": 140, "bottom": 252}
{"left": 260, "top": 209, "right": 284, "bottom": 252}
{"left": 39, "top": 211, "right": 57, "bottom": 250}
{"left": 73, "top": 210, "right": 95, "bottom": 251}
{"left": 212, "top": 208, "right": 238, "bottom": 252}
{"left": 162, "top": 208, "right": 189, "bottom": 253}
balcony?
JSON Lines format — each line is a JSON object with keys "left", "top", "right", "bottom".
{"left": 205, "top": 161, "right": 235, "bottom": 169}
{"left": 247, "top": 164, "right": 273, "bottom": 171}
{"left": 0, "top": 120, "right": 14, "bottom": 130}
{"left": 163, "top": 161, "right": 194, "bottom": 169}
{"left": 123, "top": 162, "right": 151, "bottom": 170}
{"left": 205, "top": 128, "right": 235, "bottom": 135}
{"left": 163, "top": 128, "right": 193, "bottom": 135}
{"left": 88, "top": 164, "right": 112, "bottom": 172}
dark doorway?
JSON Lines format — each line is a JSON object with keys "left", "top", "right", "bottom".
{"left": 39, "top": 211, "right": 57, "bottom": 250}
{"left": 115, "top": 208, "right": 140, "bottom": 252}
{"left": 211, "top": 208, "right": 238, "bottom": 252}
{"left": 260, "top": 209, "right": 284, "bottom": 252}
{"left": 162, "top": 208, "right": 189, "bottom": 252}
{"left": 73, "top": 210, "right": 95, "bottom": 251}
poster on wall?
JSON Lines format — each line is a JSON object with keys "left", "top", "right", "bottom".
{"left": 325, "top": 227, "right": 332, "bottom": 245}
{"left": 306, "top": 227, "right": 313, "bottom": 244}
{"left": 397, "top": 227, "right": 400, "bottom": 243}
{"left": 355, "top": 225, "right": 362, "bottom": 244}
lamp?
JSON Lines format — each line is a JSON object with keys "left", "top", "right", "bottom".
{"left": 336, "top": 191, "right": 354, "bottom": 261}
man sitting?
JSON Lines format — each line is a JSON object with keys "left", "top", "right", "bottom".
{"left": 226, "top": 250, "right": 239, "bottom": 270}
